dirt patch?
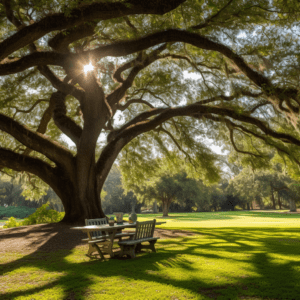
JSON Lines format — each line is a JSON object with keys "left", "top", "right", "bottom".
{"left": 0, "top": 223, "right": 199, "bottom": 255}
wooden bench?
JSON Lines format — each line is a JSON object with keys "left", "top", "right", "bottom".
{"left": 118, "top": 219, "right": 160, "bottom": 259}
{"left": 83, "top": 218, "right": 135, "bottom": 258}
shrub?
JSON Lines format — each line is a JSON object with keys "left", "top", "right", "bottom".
{"left": 21, "top": 202, "right": 65, "bottom": 225}
{"left": 22, "top": 202, "right": 65, "bottom": 225}
{"left": 2, "top": 217, "right": 22, "bottom": 228}
{"left": 2, "top": 202, "right": 65, "bottom": 228}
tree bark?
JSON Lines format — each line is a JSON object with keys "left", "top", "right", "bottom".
{"left": 131, "top": 201, "right": 136, "bottom": 213}
{"left": 246, "top": 203, "right": 250, "bottom": 210}
{"left": 290, "top": 199, "right": 297, "bottom": 212}
{"left": 162, "top": 199, "right": 171, "bottom": 217}
{"left": 278, "top": 192, "right": 282, "bottom": 210}
{"left": 271, "top": 185, "right": 276, "bottom": 209}
{"left": 153, "top": 199, "right": 158, "bottom": 213}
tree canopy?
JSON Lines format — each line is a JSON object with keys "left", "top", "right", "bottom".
{"left": 0, "top": 0, "right": 300, "bottom": 224}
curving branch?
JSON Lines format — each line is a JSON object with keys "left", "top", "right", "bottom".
{"left": 1, "top": 28, "right": 296, "bottom": 114}
{"left": 156, "top": 126, "right": 193, "bottom": 161}
{"left": 22, "top": 96, "right": 56, "bottom": 157}
{"left": 225, "top": 120, "right": 263, "bottom": 157}
{"left": 51, "top": 91, "right": 82, "bottom": 146}
{"left": 113, "top": 52, "right": 143, "bottom": 83}
{"left": 106, "top": 107, "right": 167, "bottom": 142}
{"left": 108, "top": 101, "right": 300, "bottom": 149}
{"left": 3, "top": 0, "right": 23, "bottom": 29}
{"left": 0, "top": 0, "right": 185, "bottom": 61}
{"left": 37, "top": 66, "right": 85, "bottom": 104}
{"left": 117, "top": 98, "right": 155, "bottom": 111}
{"left": 0, "top": 113, "right": 74, "bottom": 167}
{"left": 11, "top": 99, "right": 49, "bottom": 119}
{"left": 48, "top": 22, "right": 97, "bottom": 52}
{"left": 192, "top": 0, "right": 235, "bottom": 30}
{"left": 107, "top": 44, "right": 167, "bottom": 109}
{"left": 204, "top": 113, "right": 300, "bottom": 166}
{"left": 248, "top": 101, "right": 270, "bottom": 114}
{"left": 0, "top": 147, "right": 58, "bottom": 185}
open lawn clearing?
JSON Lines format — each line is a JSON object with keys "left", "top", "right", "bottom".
{"left": 1, "top": 211, "right": 300, "bottom": 299}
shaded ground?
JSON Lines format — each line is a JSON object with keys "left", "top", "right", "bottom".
{"left": 0, "top": 222, "right": 199, "bottom": 255}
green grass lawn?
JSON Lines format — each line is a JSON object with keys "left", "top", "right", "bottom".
{"left": 1, "top": 211, "right": 300, "bottom": 299}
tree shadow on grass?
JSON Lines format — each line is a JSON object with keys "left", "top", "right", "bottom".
{"left": 1, "top": 224, "right": 300, "bottom": 299}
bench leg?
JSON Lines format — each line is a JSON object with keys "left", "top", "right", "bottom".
{"left": 119, "top": 244, "right": 136, "bottom": 259}
{"left": 149, "top": 240, "right": 157, "bottom": 253}
{"left": 135, "top": 243, "right": 142, "bottom": 253}
{"left": 87, "top": 243, "right": 105, "bottom": 259}
{"left": 91, "top": 244, "right": 105, "bottom": 259}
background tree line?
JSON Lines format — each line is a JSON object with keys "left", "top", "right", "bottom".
{"left": 3, "top": 153, "right": 299, "bottom": 217}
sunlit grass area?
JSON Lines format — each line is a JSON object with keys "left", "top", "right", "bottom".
{"left": 134, "top": 210, "right": 300, "bottom": 228}
{"left": 1, "top": 211, "right": 300, "bottom": 299}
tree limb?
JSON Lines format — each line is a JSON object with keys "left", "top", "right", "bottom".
{"left": 1, "top": 28, "right": 296, "bottom": 115}
{"left": 225, "top": 120, "right": 263, "bottom": 157}
{"left": 51, "top": 91, "right": 82, "bottom": 146}
{"left": 0, "top": 113, "right": 74, "bottom": 167}
{"left": 117, "top": 98, "right": 155, "bottom": 110}
{"left": 0, "top": 0, "right": 185, "bottom": 61}
{"left": 107, "top": 44, "right": 167, "bottom": 109}
{"left": 0, "top": 147, "right": 58, "bottom": 185}
{"left": 48, "top": 22, "right": 97, "bottom": 52}
{"left": 192, "top": 0, "right": 235, "bottom": 30}
{"left": 11, "top": 99, "right": 49, "bottom": 119}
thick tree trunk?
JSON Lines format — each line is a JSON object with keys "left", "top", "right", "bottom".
{"left": 51, "top": 166, "right": 106, "bottom": 225}
{"left": 290, "top": 199, "right": 297, "bottom": 212}
{"left": 246, "top": 202, "right": 250, "bottom": 210}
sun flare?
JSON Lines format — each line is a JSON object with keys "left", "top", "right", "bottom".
{"left": 84, "top": 63, "right": 94, "bottom": 73}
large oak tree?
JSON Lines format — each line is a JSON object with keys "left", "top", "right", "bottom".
{"left": 1, "top": 0, "right": 300, "bottom": 225}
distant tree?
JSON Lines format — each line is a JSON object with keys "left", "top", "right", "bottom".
{"left": 102, "top": 164, "right": 140, "bottom": 214}
{"left": 0, "top": 174, "right": 39, "bottom": 208}
{"left": 229, "top": 163, "right": 300, "bottom": 212}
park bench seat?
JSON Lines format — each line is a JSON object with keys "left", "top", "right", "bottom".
{"left": 83, "top": 218, "right": 135, "bottom": 257}
{"left": 118, "top": 219, "right": 160, "bottom": 259}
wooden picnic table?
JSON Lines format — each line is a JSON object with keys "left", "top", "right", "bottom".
{"left": 70, "top": 221, "right": 166, "bottom": 259}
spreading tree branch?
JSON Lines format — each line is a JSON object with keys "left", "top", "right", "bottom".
{"left": 0, "top": 147, "right": 59, "bottom": 185}
{"left": 0, "top": 113, "right": 74, "bottom": 167}
{"left": 51, "top": 91, "right": 83, "bottom": 146}
{"left": 192, "top": 0, "right": 235, "bottom": 29}
{"left": 0, "top": 0, "right": 185, "bottom": 61}
{"left": 117, "top": 98, "right": 155, "bottom": 110}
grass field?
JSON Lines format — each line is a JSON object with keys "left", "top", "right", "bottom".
{"left": 1, "top": 211, "right": 300, "bottom": 299}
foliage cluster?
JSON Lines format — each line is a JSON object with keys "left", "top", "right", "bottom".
{"left": 2, "top": 202, "right": 64, "bottom": 228}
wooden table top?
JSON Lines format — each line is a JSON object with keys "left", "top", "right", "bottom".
{"left": 70, "top": 222, "right": 136, "bottom": 231}
{"left": 70, "top": 221, "right": 166, "bottom": 231}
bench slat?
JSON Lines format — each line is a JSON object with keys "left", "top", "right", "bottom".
{"left": 118, "top": 237, "right": 159, "bottom": 246}
{"left": 88, "top": 238, "right": 107, "bottom": 244}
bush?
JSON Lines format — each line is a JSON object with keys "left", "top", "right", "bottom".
{"left": 2, "top": 202, "right": 65, "bottom": 228}
{"left": 21, "top": 202, "right": 64, "bottom": 225}
{"left": 2, "top": 217, "right": 22, "bottom": 228}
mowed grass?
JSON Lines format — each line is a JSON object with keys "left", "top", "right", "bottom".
{"left": 1, "top": 211, "right": 300, "bottom": 300}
